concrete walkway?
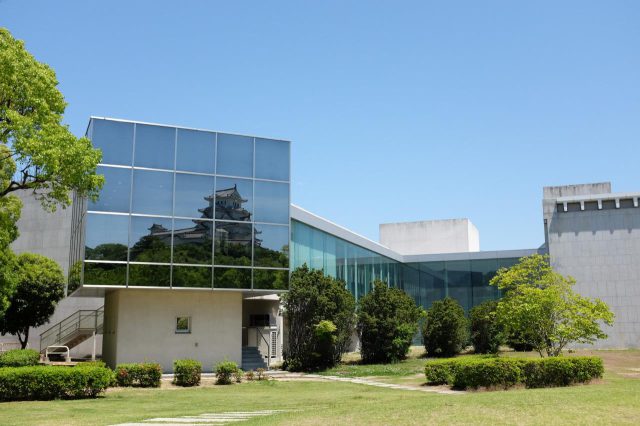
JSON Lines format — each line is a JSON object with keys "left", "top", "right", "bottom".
{"left": 114, "top": 410, "right": 287, "bottom": 426}
{"left": 267, "top": 371, "right": 464, "bottom": 395}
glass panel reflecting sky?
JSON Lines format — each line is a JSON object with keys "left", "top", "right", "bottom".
{"left": 129, "top": 216, "right": 172, "bottom": 263}
{"left": 132, "top": 170, "right": 174, "bottom": 216}
{"left": 214, "top": 177, "right": 252, "bottom": 221}
{"left": 173, "top": 219, "right": 213, "bottom": 265}
{"left": 176, "top": 129, "right": 215, "bottom": 174}
{"left": 214, "top": 221, "right": 252, "bottom": 266}
{"left": 92, "top": 119, "right": 134, "bottom": 166}
{"left": 255, "top": 138, "right": 289, "bottom": 181}
{"left": 174, "top": 173, "right": 215, "bottom": 218}
{"left": 85, "top": 214, "right": 129, "bottom": 261}
{"left": 216, "top": 133, "right": 253, "bottom": 177}
{"left": 254, "top": 181, "right": 289, "bottom": 224}
{"left": 214, "top": 267, "right": 251, "bottom": 289}
{"left": 254, "top": 224, "right": 289, "bottom": 268}
{"left": 134, "top": 124, "right": 175, "bottom": 170}
{"left": 89, "top": 167, "right": 131, "bottom": 213}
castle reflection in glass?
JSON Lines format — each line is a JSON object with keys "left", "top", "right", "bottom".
{"left": 73, "top": 118, "right": 290, "bottom": 291}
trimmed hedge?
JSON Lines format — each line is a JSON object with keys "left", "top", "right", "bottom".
{"left": 215, "top": 361, "right": 238, "bottom": 385}
{"left": 115, "top": 363, "right": 162, "bottom": 387}
{"left": 425, "top": 356, "right": 603, "bottom": 390}
{"left": 0, "top": 365, "right": 113, "bottom": 401}
{"left": 0, "top": 349, "right": 40, "bottom": 367}
{"left": 173, "top": 359, "right": 201, "bottom": 387}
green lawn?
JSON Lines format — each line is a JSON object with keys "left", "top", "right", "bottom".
{"left": 1, "top": 349, "right": 639, "bottom": 425}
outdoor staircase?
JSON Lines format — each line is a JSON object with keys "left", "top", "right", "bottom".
{"left": 241, "top": 346, "right": 268, "bottom": 371}
{"left": 39, "top": 307, "right": 104, "bottom": 359}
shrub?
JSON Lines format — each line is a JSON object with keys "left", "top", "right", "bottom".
{"left": 0, "top": 365, "right": 113, "bottom": 401}
{"left": 423, "top": 298, "right": 469, "bottom": 358}
{"left": 234, "top": 368, "right": 243, "bottom": 383}
{"left": 173, "top": 359, "right": 201, "bottom": 387}
{"left": 453, "top": 358, "right": 523, "bottom": 390}
{"left": 0, "top": 348, "right": 40, "bottom": 367}
{"left": 215, "top": 361, "right": 238, "bottom": 385}
{"left": 357, "top": 281, "right": 423, "bottom": 364}
{"left": 245, "top": 370, "right": 255, "bottom": 381}
{"left": 282, "top": 265, "right": 356, "bottom": 371}
{"left": 424, "top": 356, "right": 603, "bottom": 390}
{"left": 256, "top": 368, "right": 266, "bottom": 381}
{"left": 522, "top": 357, "right": 604, "bottom": 388}
{"left": 115, "top": 363, "right": 162, "bottom": 387}
{"left": 470, "top": 300, "right": 503, "bottom": 354}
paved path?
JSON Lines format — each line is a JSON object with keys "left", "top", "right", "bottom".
{"left": 114, "top": 410, "right": 287, "bottom": 426}
{"left": 268, "top": 371, "right": 464, "bottom": 395}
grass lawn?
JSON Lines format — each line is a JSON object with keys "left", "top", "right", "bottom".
{"left": 1, "top": 349, "right": 639, "bottom": 425}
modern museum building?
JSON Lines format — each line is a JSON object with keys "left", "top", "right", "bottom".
{"left": 4, "top": 117, "right": 639, "bottom": 371}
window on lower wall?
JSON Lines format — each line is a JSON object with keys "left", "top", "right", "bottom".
{"left": 176, "top": 316, "right": 191, "bottom": 334}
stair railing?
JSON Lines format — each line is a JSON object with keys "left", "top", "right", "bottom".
{"left": 39, "top": 307, "right": 104, "bottom": 353}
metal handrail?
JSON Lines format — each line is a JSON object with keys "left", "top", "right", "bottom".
{"left": 39, "top": 306, "right": 104, "bottom": 353}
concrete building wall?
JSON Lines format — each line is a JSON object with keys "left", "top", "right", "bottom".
{"left": 544, "top": 183, "right": 640, "bottom": 348}
{"left": 379, "top": 218, "right": 480, "bottom": 255}
{"left": 103, "top": 289, "right": 243, "bottom": 372}
{"left": 2, "top": 191, "right": 103, "bottom": 356}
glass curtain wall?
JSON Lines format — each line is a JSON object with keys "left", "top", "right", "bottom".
{"left": 291, "top": 219, "right": 520, "bottom": 310}
{"left": 80, "top": 118, "right": 290, "bottom": 290}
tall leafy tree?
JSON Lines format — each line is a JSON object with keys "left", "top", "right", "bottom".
{"left": 281, "top": 265, "right": 355, "bottom": 371}
{"left": 357, "top": 280, "right": 423, "bottom": 363}
{"left": 0, "top": 28, "right": 103, "bottom": 313}
{"left": 0, "top": 253, "right": 65, "bottom": 348}
{"left": 490, "top": 254, "right": 615, "bottom": 357}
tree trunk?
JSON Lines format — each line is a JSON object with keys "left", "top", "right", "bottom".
{"left": 18, "top": 328, "right": 29, "bottom": 349}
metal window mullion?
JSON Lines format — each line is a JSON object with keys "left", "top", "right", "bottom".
{"left": 212, "top": 132, "right": 218, "bottom": 290}
{"left": 251, "top": 137, "right": 256, "bottom": 290}
{"left": 170, "top": 127, "right": 178, "bottom": 289}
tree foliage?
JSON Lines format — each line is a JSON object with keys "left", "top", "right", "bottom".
{"left": 357, "top": 280, "right": 423, "bottom": 363}
{"left": 281, "top": 265, "right": 355, "bottom": 371}
{"left": 469, "top": 300, "right": 503, "bottom": 354}
{"left": 0, "top": 253, "right": 65, "bottom": 348}
{"left": 490, "top": 254, "right": 615, "bottom": 357}
{"left": 423, "top": 297, "right": 469, "bottom": 358}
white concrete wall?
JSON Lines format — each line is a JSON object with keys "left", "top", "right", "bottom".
{"left": 379, "top": 218, "right": 480, "bottom": 255}
{"left": 103, "top": 289, "right": 243, "bottom": 372}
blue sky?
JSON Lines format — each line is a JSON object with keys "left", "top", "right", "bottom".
{"left": 3, "top": 1, "right": 639, "bottom": 250}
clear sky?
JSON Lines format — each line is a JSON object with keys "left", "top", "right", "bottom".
{"left": 3, "top": 1, "right": 639, "bottom": 251}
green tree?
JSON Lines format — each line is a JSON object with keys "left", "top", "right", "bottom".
{"left": 423, "top": 297, "right": 469, "bottom": 358}
{"left": 0, "top": 253, "right": 65, "bottom": 348}
{"left": 357, "top": 280, "right": 423, "bottom": 363}
{"left": 469, "top": 300, "right": 503, "bottom": 354}
{"left": 281, "top": 265, "right": 355, "bottom": 371}
{"left": 0, "top": 28, "right": 103, "bottom": 313}
{"left": 490, "top": 254, "right": 615, "bottom": 357}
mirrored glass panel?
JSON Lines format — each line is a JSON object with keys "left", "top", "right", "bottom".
{"left": 134, "top": 124, "right": 175, "bottom": 170}
{"left": 132, "top": 170, "right": 174, "bottom": 216}
{"left": 253, "top": 269, "right": 289, "bottom": 290}
{"left": 214, "top": 267, "right": 251, "bottom": 289}
{"left": 255, "top": 138, "right": 289, "bottom": 181}
{"left": 214, "top": 221, "right": 252, "bottom": 266}
{"left": 176, "top": 129, "right": 215, "bottom": 174}
{"left": 254, "top": 181, "right": 289, "bottom": 224}
{"left": 83, "top": 263, "right": 127, "bottom": 286}
{"left": 128, "top": 264, "right": 170, "bottom": 287}
{"left": 214, "top": 177, "right": 253, "bottom": 221}
{"left": 129, "top": 216, "right": 172, "bottom": 263}
{"left": 174, "top": 173, "right": 215, "bottom": 218}
{"left": 92, "top": 119, "right": 134, "bottom": 166}
{"left": 216, "top": 133, "right": 253, "bottom": 177}
{"left": 172, "top": 265, "right": 212, "bottom": 288}
{"left": 89, "top": 167, "right": 131, "bottom": 213}
{"left": 172, "top": 219, "right": 213, "bottom": 265}
{"left": 84, "top": 214, "right": 129, "bottom": 261}
{"left": 254, "top": 224, "right": 289, "bottom": 268}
